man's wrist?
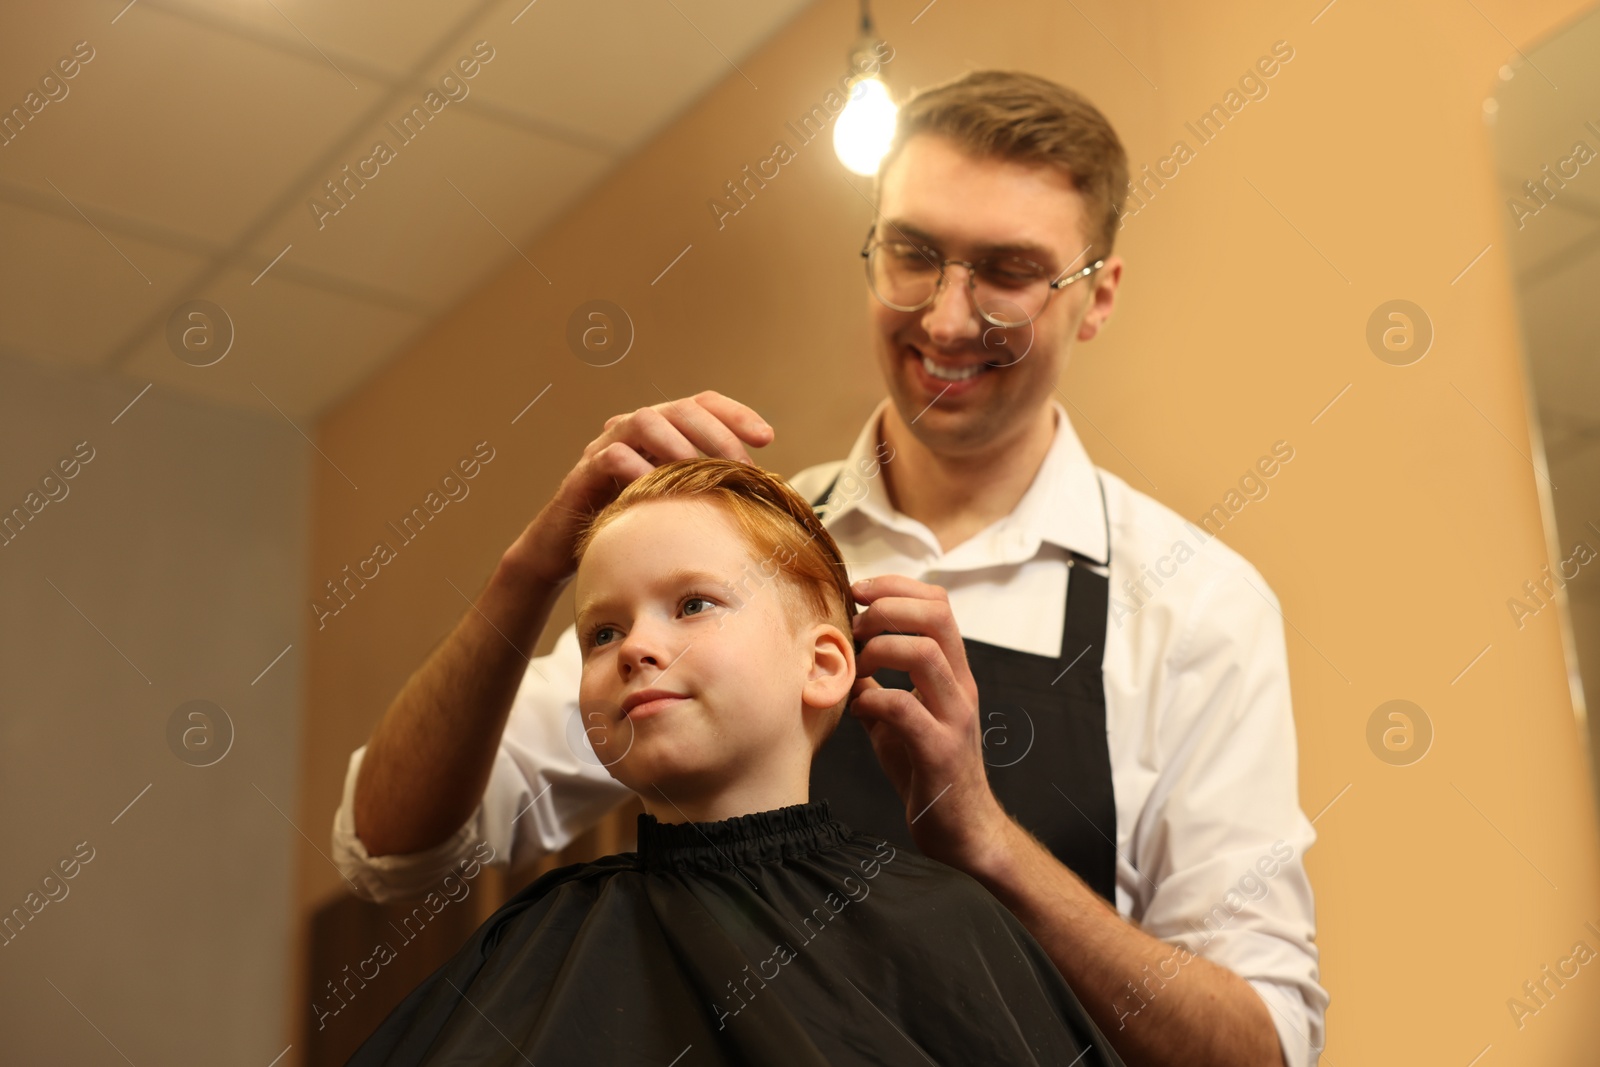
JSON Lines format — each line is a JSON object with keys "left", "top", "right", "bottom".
{"left": 960, "top": 801, "right": 1024, "bottom": 887}
{"left": 478, "top": 548, "right": 572, "bottom": 654}
{"left": 497, "top": 535, "right": 574, "bottom": 594}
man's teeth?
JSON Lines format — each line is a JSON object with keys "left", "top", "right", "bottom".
{"left": 920, "top": 353, "right": 985, "bottom": 381}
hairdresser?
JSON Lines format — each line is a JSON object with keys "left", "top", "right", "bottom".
{"left": 334, "top": 71, "right": 1326, "bottom": 1067}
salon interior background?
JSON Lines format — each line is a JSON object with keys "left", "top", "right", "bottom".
{"left": 2, "top": 0, "right": 1600, "bottom": 1063}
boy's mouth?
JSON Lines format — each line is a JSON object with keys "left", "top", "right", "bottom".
{"left": 622, "top": 688, "right": 689, "bottom": 719}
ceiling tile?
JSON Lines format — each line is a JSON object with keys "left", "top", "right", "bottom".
{"left": 456, "top": 0, "right": 814, "bottom": 150}
{"left": 0, "top": 199, "right": 205, "bottom": 365}
{"left": 0, "top": 0, "right": 823, "bottom": 415}
{"left": 0, "top": 2, "right": 379, "bottom": 245}
{"left": 245, "top": 107, "right": 611, "bottom": 305}
{"left": 117, "top": 262, "right": 427, "bottom": 420}
{"left": 129, "top": 0, "right": 494, "bottom": 80}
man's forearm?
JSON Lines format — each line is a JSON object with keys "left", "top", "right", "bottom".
{"left": 352, "top": 553, "right": 565, "bottom": 857}
{"left": 970, "top": 819, "right": 1285, "bottom": 1067}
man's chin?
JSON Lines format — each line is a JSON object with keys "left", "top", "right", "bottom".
{"left": 885, "top": 374, "right": 1003, "bottom": 448}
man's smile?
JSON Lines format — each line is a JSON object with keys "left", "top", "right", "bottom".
{"left": 905, "top": 343, "right": 995, "bottom": 392}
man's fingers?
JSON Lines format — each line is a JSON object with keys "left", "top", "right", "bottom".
{"left": 601, "top": 393, "right": 772, "bottom": 468}
{"left": 850, "top": 577, "right": 973, "bottom": 678}
{"left": 569, "top": 394, "right": 773, "bottom": 522}
{"left": 651, "top": 391, "right": 771, "bottom": 465}
{"left": 853, "top": 596, "right": 965, "bottom": 662}
{"left": 849, "top": 685, "right": 937, "bottom": 746}
{"left": 589, "top": 440, "right": 657, "bottom": 487}
{"left": 853, "top": 634, "right": 963, "bottom": 714}
{"left": 693, "top": 391, "right": 775, "bottom": 451}
{"left": 848, "top": 578, "right": 978, "bottom": 722}
{"left": 619, "top": 405, "right": 703, "bottom": 465}
{"left": 850, "top": 674, "right": 881, "bottom": 699}
{"left": 653, "top": 398, "right": 752, "bottom": 464}
{"left": 850, "top": 573, "right": 947, "bottom": 606}
{"left": 521, "top": 395, "right": 768, "bottom": 588}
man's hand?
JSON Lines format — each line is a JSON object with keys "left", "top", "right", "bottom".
{"left": 847, "top": 574, "right": 1010, "bottom": 873}
{"left": 504, "top": 390, "right": 773, "bottom": 587}
{"left": 351, "top": 391, "right": 769, "bottom": 861}
{"left": 849, "top": 574, "right": 1288, "bottom": 1067}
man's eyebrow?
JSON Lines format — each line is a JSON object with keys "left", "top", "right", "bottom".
{"left": 574, "top": 568, "right": 740, "bottom": 623}
{"left": 881, "top": 219, "right": 1059, "bottom": 263}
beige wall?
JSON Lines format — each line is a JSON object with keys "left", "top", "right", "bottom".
{"left": 299, "top": 0, "right": 1600, "bottom": 1062}
{"left": 0, "top": 353, "right": 308, "bottom": 1065}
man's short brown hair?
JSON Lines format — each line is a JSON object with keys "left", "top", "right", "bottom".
{"left": 876, "top": 70, "right": 1130, "bottom": 263}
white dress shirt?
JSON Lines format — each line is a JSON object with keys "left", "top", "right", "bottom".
{"left": 331, "top": 397, "right": 1327, "bottom": 1066}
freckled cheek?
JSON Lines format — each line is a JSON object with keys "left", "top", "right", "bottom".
{"left": 577, "top": 668, "right": 621, "bottom": 718}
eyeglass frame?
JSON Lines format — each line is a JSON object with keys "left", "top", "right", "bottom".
{"left": 859, "top": 224, "right": 1105, "bottom": 328}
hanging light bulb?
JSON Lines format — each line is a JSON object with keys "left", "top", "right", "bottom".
{"left": 835, "top": 75, "right": 897, "bottom": 176}
{"left": 833, "top": 0, "right": 896, "bottom": 176}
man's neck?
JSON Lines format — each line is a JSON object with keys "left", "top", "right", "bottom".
{"left": 878, "top": 403, "right": 1058, "bottom": 553}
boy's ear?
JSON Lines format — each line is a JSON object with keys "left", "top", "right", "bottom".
{"left": 801, "top": 623, "right": 855, "bottom": 712}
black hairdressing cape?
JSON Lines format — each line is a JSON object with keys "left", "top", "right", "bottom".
{"left": 346, "top": 800, "right": 1125, "bottom": 1066}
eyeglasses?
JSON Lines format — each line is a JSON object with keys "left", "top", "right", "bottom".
{"left": 860, "top": 224, "right": 1104, "bottom": 328}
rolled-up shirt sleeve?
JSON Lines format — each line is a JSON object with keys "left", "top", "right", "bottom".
{"left": 331, "top": 621, "right": 635, "bottom": 903}
{"left": 1128, "top": 562, "right": 1328, "bottom": 1067}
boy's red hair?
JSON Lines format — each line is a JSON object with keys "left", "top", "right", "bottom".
{"left": 574, "top": 458, "right": 855, "bottom": 644}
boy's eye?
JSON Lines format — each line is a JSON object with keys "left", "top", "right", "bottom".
{"left": 589, "top": 625, "right": 617, "bottom": 648}
{"left": 682, "top": 595, "right": 714, "bottom": 617}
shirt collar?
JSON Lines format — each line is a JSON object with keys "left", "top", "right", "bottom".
{"left": 820, "top": 397, "right": 1109, "bottom": 567}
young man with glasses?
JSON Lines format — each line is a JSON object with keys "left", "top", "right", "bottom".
{"left": 335, "top": 70, "right": 1327, "bottom": 1067}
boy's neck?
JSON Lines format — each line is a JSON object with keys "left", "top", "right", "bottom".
{"left": 639, "top": 776, "right": 810, "bottom": 825}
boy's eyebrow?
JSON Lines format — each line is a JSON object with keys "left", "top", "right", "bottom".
{"left": 574, "top": 567, "right": 741, "bottom": 624}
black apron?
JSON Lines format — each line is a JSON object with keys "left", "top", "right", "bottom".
{"left": 807, "top": 470, "right": 1119, "bottom": 904}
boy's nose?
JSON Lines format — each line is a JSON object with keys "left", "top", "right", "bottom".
{"left": 617, "top": 621, "right": 672, "bottom": 675}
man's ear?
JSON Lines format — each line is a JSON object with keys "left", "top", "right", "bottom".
{"left": 1076, "top": 254, "right": 1123, "bottom": 342}
{"left": 801, "top": 623, "right": 855, "bottom": 712}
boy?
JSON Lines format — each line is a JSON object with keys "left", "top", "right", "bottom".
{"left": 346, "top": 458, "right": 1125, "bottom": 1066}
